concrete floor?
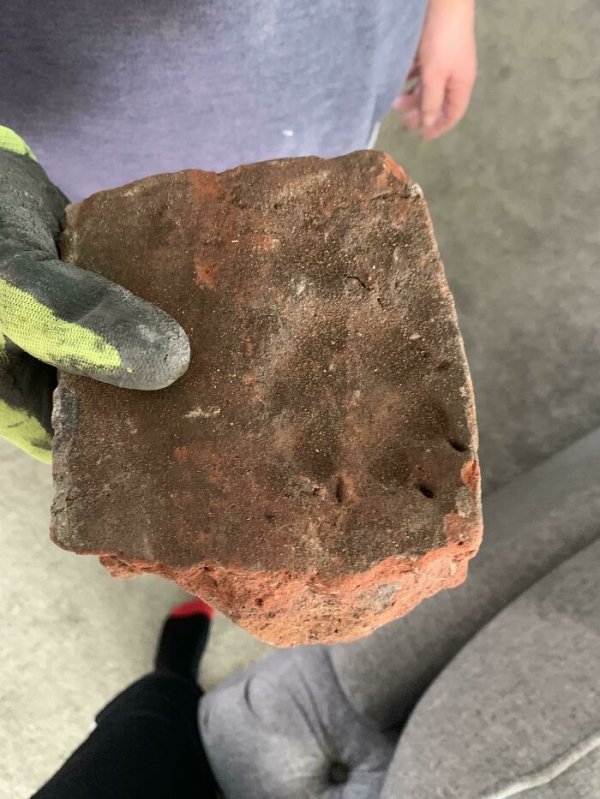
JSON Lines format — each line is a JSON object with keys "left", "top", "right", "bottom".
{"left": 2, "top": 1, "right": 600, "bottom": 795}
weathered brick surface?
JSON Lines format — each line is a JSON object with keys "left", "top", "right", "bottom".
{"left": 52, "top": 151, "right": 482, "bottom": 646}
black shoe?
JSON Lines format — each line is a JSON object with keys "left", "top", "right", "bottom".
{"left": 154, "top": 598, "right": 214, "bottom": 682}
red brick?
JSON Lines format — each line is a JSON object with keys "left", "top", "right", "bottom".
{"left": 52, "top": 151, "right": 482, "bottom": 646}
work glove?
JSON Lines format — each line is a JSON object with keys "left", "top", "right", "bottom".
{"left": 0, "top": 126, "right": 190, "bottom": 464}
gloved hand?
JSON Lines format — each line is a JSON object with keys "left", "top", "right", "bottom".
{"left": 0, "top": 127, "right": 190, "bottom": 463}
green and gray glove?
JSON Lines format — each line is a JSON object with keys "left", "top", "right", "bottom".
{"left": 0, "top": 126, "right": 190, "bottom": 463}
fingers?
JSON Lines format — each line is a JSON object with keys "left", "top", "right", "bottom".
{"left": 440, "top": 77, "right": 473, "bottom": 133}
{"left": 394, "top": 68, "right": 446, "bottom": 134}
{"left": 0, "top": 250, "right": 190, "bottom": 390}
{"left": 0, "top": 150, "right": 190, "bottom": 391}
{"left": 392, "top": 57, "right": 422, "bottom": 115}
{"left": 0, "top": 336, "right": 55, "bottom": 462}
{"left": 392, "top": 89, "right": 420, "bottom": 113}
{"left": 394, "top": 73, "right": 474, "bottom": 141}
{"left": 419, "top": 67, "right": 447, "bottom": 132}
{"left": 403, "top": 108, "right": 422, "bottom": 131}
{"left": 393, "top": 84, "right": 423, "bottom": 130}
{"left": 421, "top": 77, "right": 474, "bottom": 141}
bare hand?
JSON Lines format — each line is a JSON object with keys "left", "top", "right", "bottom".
{"left": 393, "top": 0, "right": 477, "bottom": 141}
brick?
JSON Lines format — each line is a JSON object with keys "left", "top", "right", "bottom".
{"left": 51, "top": 151, "right": 482, "bottom": 646}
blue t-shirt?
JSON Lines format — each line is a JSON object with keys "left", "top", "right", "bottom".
{"left": 1, "top": 0, "right": 425, "bottom": 200}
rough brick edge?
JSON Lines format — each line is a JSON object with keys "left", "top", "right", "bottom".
{"left": 96, "top": 459, "right": 481, "bottom": 647}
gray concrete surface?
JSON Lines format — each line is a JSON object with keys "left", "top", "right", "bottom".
{"left": 2, "top": 1, "right": 600, "bottom": 796}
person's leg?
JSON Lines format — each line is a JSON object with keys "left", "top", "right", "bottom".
{"left": 33, "top": 599, "right": 220, "bottom": 799}
{"left": 330, "top": 427, "right": 600, "bottom": 731}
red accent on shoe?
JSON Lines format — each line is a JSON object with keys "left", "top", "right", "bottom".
{"left": 170, "top": 598, "right": 214, "bottom": 620}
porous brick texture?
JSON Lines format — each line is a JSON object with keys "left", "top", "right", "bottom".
{"left": 52, "top": 151, "right": 482, "bottom": 646}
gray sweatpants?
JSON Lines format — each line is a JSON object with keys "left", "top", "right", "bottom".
{"left": 200, "top": 428, "right": 600, "bottom": 798}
